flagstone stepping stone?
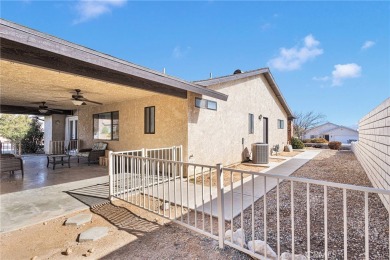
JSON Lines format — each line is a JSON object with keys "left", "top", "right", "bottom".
{"left": 78, "top": 227, "right": 108, "bottom": 242}
{"left": 65, "top": 214, "right": 92, "bottom": 226}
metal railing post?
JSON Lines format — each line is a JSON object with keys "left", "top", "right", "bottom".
{"left": 216, "top": 163, "right": 225, "bottom": 249}
{"left": 109, "top": 151, "right": 114, "bottom": 201}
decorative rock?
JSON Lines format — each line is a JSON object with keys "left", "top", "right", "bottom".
{"left": 280, "top": 252, "right": 307, "bottom": 260}
{"left": 64, "top": 248, "right": 72, "bottom": 255}
{"left": 284, "top": 145, "right": 293, "bottom": 152}
{"left": 31, "top": 256, "right": 38, "bottom": 260}
{"left": 65, "top": 214, "right": 92, "bottom": 226}
{"left": 79, "top": 227, "right": 108, "bottom": 242}
{"left": 43, "top": 222, "right": 47, "bottom": 226}
{"left": 87, "top": 248, "right": 95, "bottom": 253}
{"left": 247, "top": 240, "right": 277, "bottom": 259}
{"left": 225, "top": 228, "right": 246, "bottom": 246}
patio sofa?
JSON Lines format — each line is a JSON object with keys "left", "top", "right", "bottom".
{"left": 0, "top": 154, "right": 24, "bottom": 177}
{"left": 77, "top": 142, "right": 108, "bottom": 166}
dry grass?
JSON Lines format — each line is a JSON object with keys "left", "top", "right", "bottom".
{"left": 192, "top": 164, "right": 268, "bottom": 187}
{"left": 277, "top": 150, "right": 304, "bottom": 157}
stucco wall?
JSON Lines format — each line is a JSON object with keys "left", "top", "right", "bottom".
{"left": 351, "top": 98, "right": 390, "bottom": 212}
{"left": 327, "top": 128, "right": 358, "bottom": 143}
{"left": 77, "top": 93, "right": 188, "bottom": 159}
{"left": 188, "top": 75, "right": 288, "bottom": 166}
{"left": 43, "top": 114, "right": 66, "bottom": 154}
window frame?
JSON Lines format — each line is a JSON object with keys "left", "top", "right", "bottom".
{"left": 93, "top": 111, "right": 119, "bottom": 141}
{"left": 249, "top": 113, "right": 254, "bottom": 134}
{"left": 277, "top": 119, "right": 285, "bottom": 129}
{"left": 144, "top": 106, "right": 155, "bottom": 134}
{"left": 195, "top": 97, "right": 217, "bottom": 111}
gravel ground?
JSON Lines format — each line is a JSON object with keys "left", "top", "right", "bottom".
{"left": 227, "top": 150, "right": 389, "bottom": 259}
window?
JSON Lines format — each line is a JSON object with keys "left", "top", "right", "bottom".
{"left": 195, "top": 97, "right": 217, "bottom": 111}
{"left": 249, "top": 113, "right": 254, "bottom": 134}
{"left": 277, "top": 119, "right": 284, "bottom": 129}
{"left": 144, "top": 106, "right": 155, "bottom": 134}
{"left": 93, "top": 111, "right": 119, "bottom": 140}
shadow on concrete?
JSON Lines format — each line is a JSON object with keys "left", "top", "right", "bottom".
{"left": 66, "top": 184, "right": 160, "bottom": 238}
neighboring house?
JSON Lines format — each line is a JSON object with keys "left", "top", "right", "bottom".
{"left": 303, "top": 122, "right": 358, "bottom": 144}
{"left": 1, "top": 19, "right": 294, "bottom": 167}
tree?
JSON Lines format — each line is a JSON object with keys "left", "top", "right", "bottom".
{"left": 0, "top": 114, "right": 31, "bottom": 142}
{"left": 0, "top": 114, "right": 32, "bottom": 155}
{"left": 21, "top": 117, "right": 44, "bottom": 153}
{"left": 293, "top": 111, "right": 326, "bottom": 139}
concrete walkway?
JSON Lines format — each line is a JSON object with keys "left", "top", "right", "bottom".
{"left": 142, "top": 150, "right": 321, "bottom": 221}
{"left": 0, "top": 176, "right": 109, "bottom": 233}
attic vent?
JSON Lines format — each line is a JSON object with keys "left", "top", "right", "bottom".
{"left": 233, "top": 69, "right": 242, "bottom": 74}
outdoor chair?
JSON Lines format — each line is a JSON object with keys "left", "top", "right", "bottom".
{"left": 77, "top": 142, "right": 108, "bottom": 166}
{"left": 0, "top": 154, "right": 24, "bottom": 177}
{"left": 271, "top": 144, "right": 280, "bottom": 156}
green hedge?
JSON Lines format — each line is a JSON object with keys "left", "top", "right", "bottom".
{"left": 291, "top": 137, "right": 305, "bottom": 149}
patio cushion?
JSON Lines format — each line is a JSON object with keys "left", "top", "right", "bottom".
{"left": 77, "top": 152, "right": 90, "bottom": 158}
{"left": 92, "top": 142, "right": 108, "bottom": 151}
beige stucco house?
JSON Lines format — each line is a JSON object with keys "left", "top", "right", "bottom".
{"left": 1, "top": 19, "right": 294, "bottom": 167}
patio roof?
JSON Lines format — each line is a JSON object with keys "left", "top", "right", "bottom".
{"left": 0, "top": 19, "right": 227, "bottom": 114}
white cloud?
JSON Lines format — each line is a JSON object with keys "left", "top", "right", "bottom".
{"left": 268, "top": 34, "right": 323, "bottom": 71}
{"left": 312, "top": 76, "right": 329, "bottom": 82}
{"left": 172, "top": 46, "right": 191, "bottom": 59}
{"left": 361, "top": 40, "right": 375, "bottom": 50}
{"left": 331, "top": 63, "right": 362, "bottom": 86}
{"left": 74, "top": 0, "right": 126, "bottom": 24}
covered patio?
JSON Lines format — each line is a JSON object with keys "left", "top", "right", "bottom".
{"left": 0, "top": 154, "right": 107, "bottom": 194}
{"left": 0, "top": 19, "right": 225, "bottom": 194}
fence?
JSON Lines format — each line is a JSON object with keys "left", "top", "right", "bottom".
{"left": 0, "top": 141, "right": 20, "bottom": 155}
{"left": 49, "top": 140, "right": 80, "bottom": 155}
{"left": 109, "top": 153, "right": 390, "bottom": 259}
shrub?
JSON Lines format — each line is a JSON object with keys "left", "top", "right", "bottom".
{"left": 313, "top": 144, "right": 323, "bottom": 148}
{"left": 328, "top": 141, "right": 341, "bottom": 150}
{"left": 291, "top": 137, "right": 305, "bottom": 149}
{"left": 311, "top": 138, "right": 328, "bottom": 143}
{"left": 302, "top": 139, "right": 311, "bottom": 143}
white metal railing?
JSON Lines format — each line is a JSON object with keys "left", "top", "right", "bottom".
{"left": 109, "top": 154, "right": 390, "bottom": 259}
{"left": 0, "top": 141, "right": 20, "bottom": 155}
{"left": 114, "top": 146, "right": 182, "bottom": 161}
{"left": 49, "top": 140, "right": 80, "bottom": 155}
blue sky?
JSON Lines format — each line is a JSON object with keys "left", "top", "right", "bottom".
{"left": 2, "top": 1, "right": 389, "bottom": 128}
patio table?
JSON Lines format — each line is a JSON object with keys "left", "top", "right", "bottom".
{"left": 47, "top": 154, "right": 71, "bottom": 170}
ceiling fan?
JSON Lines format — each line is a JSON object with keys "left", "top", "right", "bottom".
{"left": 71, "top": 89, "right": 102, "bottom": 106}
{"left": 37, "top": 102, "right": 63, "bottom": 114}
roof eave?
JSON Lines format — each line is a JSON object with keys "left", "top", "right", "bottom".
{"left": 0, "top": 18, "right": 228, "bottom": 101}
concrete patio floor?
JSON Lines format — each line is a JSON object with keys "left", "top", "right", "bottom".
{"left": 0, "top": 176, "right": 109, "bottom": 233}
{"left": 0, "top": 154, "right": 108, "bottom": 194}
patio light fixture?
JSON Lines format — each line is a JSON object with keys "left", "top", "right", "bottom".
{"left": 72, "top": 100, "right": 84, "bottom": 106}
{"left": 38, "top": 109, "right": 48, "bottom": 114}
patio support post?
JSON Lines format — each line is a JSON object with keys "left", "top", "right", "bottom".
{"left": 216, "top": 163, "right": 225, "bottom": 249}
{"left": 109, "top": 151, "right": 114, "bottom": 201}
